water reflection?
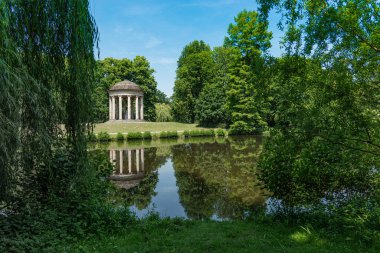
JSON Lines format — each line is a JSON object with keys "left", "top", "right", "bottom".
{"left": 104, "top": 137, "right": 267, "bottom": 220}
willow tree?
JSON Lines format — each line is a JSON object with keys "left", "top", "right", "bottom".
{"left": 0, "top": 0, "right": 98, "bottom": 206}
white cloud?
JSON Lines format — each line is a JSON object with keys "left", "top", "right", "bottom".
{"left": 145, "top": 36, "right": 162, "bottom": 49}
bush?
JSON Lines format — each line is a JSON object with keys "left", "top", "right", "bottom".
{"left": 143, "top": 131, "right": 152, "bottom": 139}
{"left": 159, "top": 131, "right": 178, "bottom": 139}
{"left": 127, "top": 132, "right": 143, "bottom": 140}
{"left": 87, "top": 132, "right": 97, "bottom": 142}
{"left": 189, "top": 129, "right": 214, "bottom": 137}
{"left": 116, "top": 132, "right": 125, "bottom": 141}
{"left": 228, "top": 121, "right": 255, "bottom": 135}
{"left": 97, "top": 131, "right": 111, "bottom": 142}
{"left": 159, "top": 131, "right": 167, "bottom": 138}
{"left": 183, "top": 130, "right": 190, "bottom": 138}
{"left": 202, "top": 129, "right": 215, "bottom": 136}
{"left": 216, "top": 128, "right": 226, "bottom": 137}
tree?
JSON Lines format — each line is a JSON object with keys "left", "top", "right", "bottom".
{"left": 256, "top": 0, "right": 380, "bottom": 217}
{"left": 155, "top": 103, "right": 172, "bottom": 122}
{"left": 94, "top": 56, "right": 159, "bottom": 122}
{"left": 172, "top": 40, "right": 215, "bottom": 123}
{"left": 195, "top": 47, "right": 240, "bottom": 127}
{"left": 1, "top": 0, "right": 98, "bottom": 203}
{"left": 223, "top": 10, "right": 272, "bottom": 134}
{"left": 224, "top": 9, "right": 272, "bottom": 66}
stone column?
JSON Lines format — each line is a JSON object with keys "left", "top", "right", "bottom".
{"left": 119, "top": 150, "right": 123, "bottom": 174}
{"left": 128, "top": 150, "right": 132, "bottom": 174}
{"left": 136, "top": 149, "right": 140, "bottom": 172}
{"left": 135, "top": 96, "right": 139, "bottom": 120}
{"left": 140, "top": 97, "right": 144, "bottom": 120}
{"left": 111, "top": 96, "right": 116, "bottom": 120}
{"left": 127, "top": 96, "right": 131, "bottom": 120}
{"left": 118, "top": 96, "right": 123, "bottom": 120}
{"left": 109, "top": 96, "right": 112, "bottom": 120}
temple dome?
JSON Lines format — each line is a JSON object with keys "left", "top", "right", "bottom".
{"left": 110, "top": 80, "right": 143, "bottom": 92}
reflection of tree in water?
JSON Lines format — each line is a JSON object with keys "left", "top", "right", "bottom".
{"left": 172, "top": 136, "right": 267, "bottom": 220}
{"left": 121, "top": 147, "right": 171, "bottom": 210}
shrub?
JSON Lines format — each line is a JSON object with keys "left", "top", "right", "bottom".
{"left": 228, "top": 121, "right": 255, "bottom": 135}
{"left": 97, "top": 131, "right": 111, "bottom": 142}
{"left": 87, "top": 132, "right": 97, "bottom": 142}
{"left": 160, "top": 131, "right": 178, "bottom": 139}
{"left": 189, "top": 130, "right": 201, "bottom": 137}
{"left": 116, "top": 132, "right": 125, "bottom": 141}
{"left": 167, "top": 131, "right": 179, "bottom": 138}
{"left": 127, "top": 132, "right": 143, "bottom": 140}
{"left": 216, "top": 128, "right": 226, "bottom": 137}
{"left": 183, "top": 130, "right": 190, "bottom": 138}
{"left": 202, "top": 129, "right": 215, "bottom": 136}
{"left": 143, "top": 131, "right": 152, "bottom": 139}
{"left": 159, "top": 131, "right": 167, "bottom": 138}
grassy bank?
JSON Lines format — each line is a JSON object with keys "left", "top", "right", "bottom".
{"left": 94, "top": 122, "right": 210, "bottom": 134}
{"left": 61, "top": 218, "right": 379, "bottom": 253}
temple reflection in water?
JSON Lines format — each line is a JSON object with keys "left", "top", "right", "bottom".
{"left": 109, "top": 148, "right": 145, "bottom": 189}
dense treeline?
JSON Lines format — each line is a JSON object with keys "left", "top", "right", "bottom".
{"left": 172, "top": 10, "right": 273, "bottom": 133}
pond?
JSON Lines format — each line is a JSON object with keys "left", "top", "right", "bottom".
{"left": 93, "top": 136, "right": 269, "bottom": 220}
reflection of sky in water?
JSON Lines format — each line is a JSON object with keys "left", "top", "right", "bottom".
{"left": 130, "top": 159, "right": 186, "bottom": 218}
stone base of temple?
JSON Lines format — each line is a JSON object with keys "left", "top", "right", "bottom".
{"left": 106, "top": 120, "right": 146, "bottom": 123}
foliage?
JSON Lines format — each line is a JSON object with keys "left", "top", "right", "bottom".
{"left": 156, "top": 90, "right": 170, "bottom": 104}
{"left": 183, "top": 130, "right": 190, "bottom": 138}
{"left": 224, "top": 9, "right": 272, "bottom": 65}
{"left": 188, "top": 129, "right": 215, "bottom": 137}
{"left": 127, "top": 132, "right": 143, "bottom": 140}
{"left": 143, "top": 131, "right": 152, "bottom": 139}
{"left": 94, "top": 57, "right": 160, "bottom": 122}
{"left": 224, "top": 10, "right": 272, "bottom": 134}
{"left": 172, "top": 40, "right": 215, "bottom": 123}
{"left": 255, "top": 0, "right": 380, "bottom": 227}
{"left": 195, "top": 83, "right": 228, "bottom": 127}
{"left": 155, "top": 103, "right": 173, "bottom": 122}
{"left": 97, "top": 132, "right": 111, "bottom": 142}
{"left": 116, "top": 132, "right": 125, "bottom": 141}
{"left": 216, "top": 129, "right": 226, "bottom": 137}
{"left": 159, "top": 131, "right": 179, "bottom": 139}
{"left": 87, "top": 132, "right": 97, "bottom": 142}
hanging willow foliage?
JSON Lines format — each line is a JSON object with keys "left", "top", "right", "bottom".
{"left": 0, "top": 0, "right": 98, "bottom": 206}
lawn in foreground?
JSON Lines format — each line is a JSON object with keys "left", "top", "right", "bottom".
{"left": 62, "top": 219, "right": 379, "bottom": 253}
{"left": 94, "top": 121, "right": 210, "bottom": 134}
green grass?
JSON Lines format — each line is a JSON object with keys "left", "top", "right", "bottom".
{"left": 61, "top": 219, "right": 379, "bottom": 253}
{"left": 94, "top": 122, "right": 210, "bottom": 134}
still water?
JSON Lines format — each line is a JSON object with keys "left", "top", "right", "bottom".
{"left": 97, "top": 136, "right": 268, "bottom": 220}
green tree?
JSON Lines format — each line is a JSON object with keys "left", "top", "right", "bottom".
{"left": 155, "top": 103, "right": 172, "bottom": 122}
{"left": 1, "top": 0, "right": 97, "bottom": 203}
{"left": 224, "top": 10, "right": 272, "bottom": 134}
{"left": 256, "top": 0, "right": 380, "bottom": 221}
{"left": 172, "top": 40, "right": 215, "bottom": 123}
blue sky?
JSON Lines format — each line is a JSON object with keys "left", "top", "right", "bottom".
{"left": 90, "top": 0, "right": 283, "bottom": 96}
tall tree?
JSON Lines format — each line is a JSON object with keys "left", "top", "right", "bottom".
{"left": 172, "top": 40, "right": 215, "bottom": 123}
{"left": 1, "top": 0, "right": 98, "bottom": 203}
{"left": 224, "top": 10, "right": 272, "bottom": 133}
